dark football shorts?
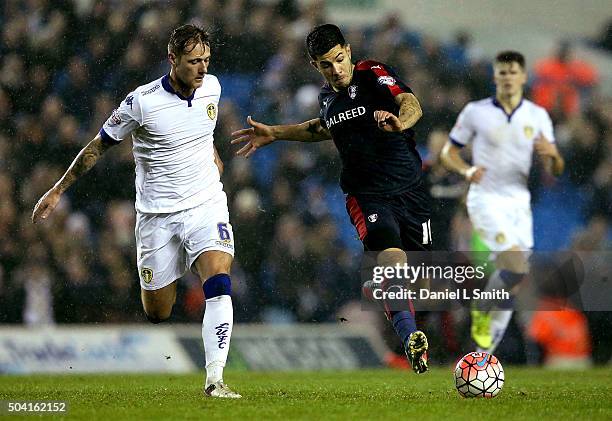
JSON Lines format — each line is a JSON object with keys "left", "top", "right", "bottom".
{"left": 346, "top": 182, "right": 432, "bottom": 252}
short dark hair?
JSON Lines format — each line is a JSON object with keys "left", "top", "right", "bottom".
{"left": 495, "top": 50, "right": 525, "bottom": 69}
{"left": 168, "top": 24, "right": 210, "bottom": 57}
{"left": 306, "top": 24, "right": 346, "bottom": 59}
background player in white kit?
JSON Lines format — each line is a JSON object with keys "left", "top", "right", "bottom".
{"left": 441, "top": 51, "right": 565, "bottom": 352}
{"left": 31, "top": 25, "right": 241, "bottom": 398}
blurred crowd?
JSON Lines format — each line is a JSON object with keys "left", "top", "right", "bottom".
{"left": 0, "top": 1, "right": 610, "bottom": 363}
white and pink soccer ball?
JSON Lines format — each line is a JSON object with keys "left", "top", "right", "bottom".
{"left": 454, "top": 352, "right": 505, "bottom": 398}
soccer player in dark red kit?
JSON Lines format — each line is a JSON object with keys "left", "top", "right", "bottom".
{"left": 231, "top": 24, "right": 431, "bottom": 373}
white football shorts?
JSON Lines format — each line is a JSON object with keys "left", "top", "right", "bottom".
{"left": 135, "top": 192, "right": 234, "bottom": 290}
{"left": 467, "top": 192, "right": 533, "bottom": 253}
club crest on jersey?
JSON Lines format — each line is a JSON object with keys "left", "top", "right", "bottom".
{"left": 141, "top": 268, "right": 153, "bottom": 284}
{"left": 206, "top": 103, "right": 217, "bottom": 120}
{"left": 524, "top": 125, "right": 534, "bottom": 138}
{"left": 348, "top": 85, "right": 358, "bottom": 99}
{"left": 377, "top": 76, "right": 396, "bottom": 86}
{"left": 368, "top": 213, "right": 378, "bottom": 223}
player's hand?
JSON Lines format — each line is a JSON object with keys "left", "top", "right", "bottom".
{"left": 374, "top": 110, "right": 403, "bottom": 132}
{"left": 32, "top": 187, "right": 61, "bottom": 223}
{"left": 230, "top": 116, "right": 275, "bottom": 158}
{"left": 465, "top": 166, "right": 486, "bottom": 183}
{"left": 534, "top": 134, "right": 559, "bottom": 158}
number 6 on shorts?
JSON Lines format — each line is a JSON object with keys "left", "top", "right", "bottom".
{"left": 217, "top": 223, "right": 231, "bottom": 240}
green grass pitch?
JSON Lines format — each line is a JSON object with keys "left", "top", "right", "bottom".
{"left": 1, "top": 368, "right": 610, "bottom": 420}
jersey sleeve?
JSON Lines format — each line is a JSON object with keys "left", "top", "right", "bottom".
{"left": 318, "top": 93, "right": 326, "bottom": 128}
{"left": 449, "top": 103, "right": 475, "bottom": 148}
{"left": 358, "top": 61, "right": 413, "bottom": 100}
{"left": 99, "top": 91, "right": 143, "bottom": 145}
{"left": 538, "top": 108, "right": 555, "bottom": 143}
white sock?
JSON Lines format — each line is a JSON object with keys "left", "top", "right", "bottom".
{"left": 477, "top": 270, "right": 503, "bottom": 311}
{"left": 487, "top": 309, "right": 513, "bottom": 353}
{"left": 202, "top": 295, "right": 233, "bottom": 385}
{"left": 477, "top": 268, "right": 521, "bottom": 353}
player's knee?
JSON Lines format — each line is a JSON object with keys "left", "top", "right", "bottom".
{"left": 145, "top": 310, "right": 171, "bottom": 324}
{"left": 206, "top": 262, "right": 232, "bottom": 278}
{"left": 196, "top": 252, "right": 233, "bottom": 280}
{"left": 497, "top": 246, "right": 529, "bottom": 274}
{"left": 203, "top": 273, "right": 232, "bottom": 299}
{"left": 377, "top": 247, "right": 406, "bottom": 267}
{"left": 146, "top": 314, "right": 168, "bottom": 324}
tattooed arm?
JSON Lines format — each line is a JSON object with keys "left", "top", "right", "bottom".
{"left": 269, "top": 118, "right": 331, "bottom": 142}
{"left": 373, "top": 93, "right": 423, "bottom": 132}
{"left": 396, "top": 93, "right": 423, "bottom": 130}
{"left": 231, "top": 116, "right": 331, "bottom": 158}
{"left": 32, "top": 134, "right": 114, "bottom": 223}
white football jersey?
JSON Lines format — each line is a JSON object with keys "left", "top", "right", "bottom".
{"left": 101, "top": 74, "right": 222, "bottom": 213}
{"left": 449, "top": 97, "right": 555, "bottom": 203}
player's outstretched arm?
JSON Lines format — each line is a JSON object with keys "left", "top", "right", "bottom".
{"left": 32, "top": 134, "right": 113, "bottom": 223}
{"left": 231, "top": 116, "right": 331, "bottom": 158}
{"left": 440, "top": 141, "right": 485, "bottom": 183}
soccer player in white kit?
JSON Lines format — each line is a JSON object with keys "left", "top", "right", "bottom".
{"left": 32, "top": 25, "right": 241, "bottom": 398}
{"left": 441, "top": 51, "right": 565, "bottom": 352}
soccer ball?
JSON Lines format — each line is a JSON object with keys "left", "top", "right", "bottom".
{"left": 454, "top": 352, "right": 504, "bottom": 398}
